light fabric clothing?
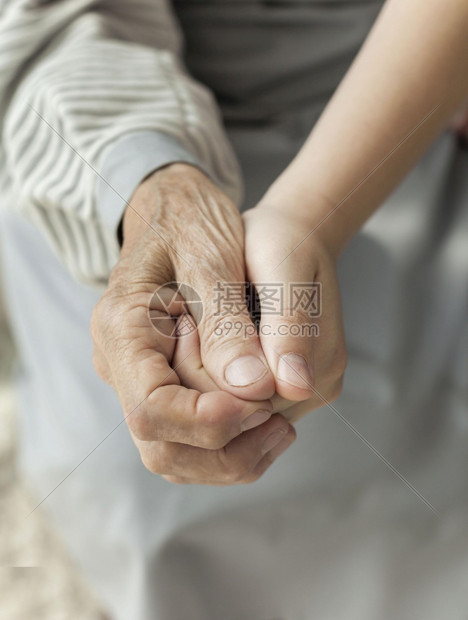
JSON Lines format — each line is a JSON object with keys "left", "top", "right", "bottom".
{"left": 0, "top": 0, "right": 242, "bottom": 285}
{"left": 3, "top": 133, "right": 468, "bottom": 620}
{"left": 1, "top": 1, "right": 468, "bottom": 619}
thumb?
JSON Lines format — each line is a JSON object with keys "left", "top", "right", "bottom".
{"left": 177, "top": 270, "right": 276, "bottom": 402}
{"left": 246, "top": 260, "right": 318, "bottom": 402}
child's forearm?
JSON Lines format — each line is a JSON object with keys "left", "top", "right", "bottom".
{"left": 262, "top": 0, "right": 468, "bottom": 257}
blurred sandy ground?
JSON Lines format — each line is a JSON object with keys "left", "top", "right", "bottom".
{"left": 0, "top": 290, "right": 104, "bottom": 618}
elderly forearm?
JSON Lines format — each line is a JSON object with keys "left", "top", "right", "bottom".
{"left": 261, "top": 0, "right": 468, "bottom": 257}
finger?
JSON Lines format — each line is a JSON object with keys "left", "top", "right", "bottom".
{"left": 172, "top": 313, "right": 219, "bottom": 392}
{"left": 136, "top": 415, "right": 296, "bottom": 485}
{"left": 93, "top": 291, "right": 273, "bottom": 448}
{"left": 173, "top": 313, "right": 274, "bottom": 432}
{"left": 125, "top": 371, "right": 274, "bottom": 448}
{"left": 92, "top": 341, "right": 112, "bottom": 385}
{"left": 175, "top": 271, "right": 276, "bottom": 401}
{"left": 246, "top": 258, "right": 318, "bottom": 401}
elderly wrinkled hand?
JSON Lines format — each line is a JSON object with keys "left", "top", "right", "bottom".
{"left": 91, "top": 164, "right": 295, "bottom": 485}
{"left": 174, "top": 201, "right": 347, "bottom": 427}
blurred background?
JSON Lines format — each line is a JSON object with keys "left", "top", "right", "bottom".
{"left": 1, "top": 131, "right": 467, "bottom": 618}
{"left": 0, "top": 272, "right": 103, "bottom": 619}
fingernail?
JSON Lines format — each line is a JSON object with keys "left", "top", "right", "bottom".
{"left": 225, "top": 355, "right": 268, "bottom": 387}
{"left": 277, "top": 353, "right": 313, "bottom": 389}
{"left": 268, "top": 436, "right": 294, "bottom": 461}
{"left": 241, "top": 409, "right": 272, "bottom": 432}
{"left": 262, "top": 428, "right": 287, "bottom": 455}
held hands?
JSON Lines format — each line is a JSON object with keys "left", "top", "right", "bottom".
{"left": 242, "top": 202, "right": 347, "bottom": 422}
{"left": 91, "top": 164, "right": 346, "bottom": 485}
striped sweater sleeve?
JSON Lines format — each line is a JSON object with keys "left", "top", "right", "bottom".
{"left": 0, "top": 0, "right": 243, "bottom": 286}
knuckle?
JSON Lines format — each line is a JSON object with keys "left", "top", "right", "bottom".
{"left": 145, "top": 384, "right": 166, "bottom": 410}
{"left": 91, "top": 293, "right": 127, "bottom": 351}
{"left": 201, "top": 420, "right": 230, "bottom": 450}
{"left": 195, "top": 400, "right": 234, "bottom": 449}
{"left": 240, "top": 468, "right": 263, "bottom": 485}
{"left": 140, "top": 442, "right": 171, "bottom": 475}
{"left": 128, "top": 406, "right": 153, "bottom": 441}
{"left": 140, "top": 446, "right": 161, "bottom": 475}
{"left": 92, "top": 295, "right": 115, "bottom": 331}
{"left": 215, "top": 448, "right": 252, "bottom": 484}
{"left": 92, "top": 349, "right": 110, "bottom": 383}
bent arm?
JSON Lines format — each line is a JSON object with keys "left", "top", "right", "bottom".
{"left": 0, "top": 0, "right": 242, "bottom": 285}
{"left": 261, "top": 0, "right": 468, "bottom": 257}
